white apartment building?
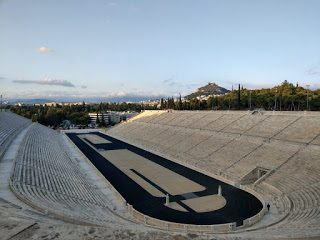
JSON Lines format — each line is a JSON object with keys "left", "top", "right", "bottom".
{"left": 88, "top": 112, "right": 119, "bottom": 125}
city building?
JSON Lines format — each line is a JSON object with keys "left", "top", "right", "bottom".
{"left": 88, "top": 111, "right": 137, "bottom": 126}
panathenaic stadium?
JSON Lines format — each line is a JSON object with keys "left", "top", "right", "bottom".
{"left": 1, "top": 110, "right": 320, "bottom": 240}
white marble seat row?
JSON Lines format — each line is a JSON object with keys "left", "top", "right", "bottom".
{"left": 0, "top": 112, "right": 31, "bottom": 151}
{"left": 107, "top": 110, "right": 320, "bottom": 237}
{"left": 133, "top": 111, "right": 320, "bottom": 144}
{"left": 10, "top": 123, "right": 123, "bottom": 225}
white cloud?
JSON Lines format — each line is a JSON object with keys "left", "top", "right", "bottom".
{"left": 12, "top": 79, "right": 75, "bottom": 87}
{"left": 36, "top": 46, "right": 54, "bottom": 53}
{"left": 115, "top": 91, "right": 126, "bottom": 97}
{"left": 306, "top": 61, "right": 320, "bottom": 76}
{"left": 309, "top": 83, "right": 320, "bottom": 90}
{"left": 306, "top": 68, "right": 320, "bottom": 76}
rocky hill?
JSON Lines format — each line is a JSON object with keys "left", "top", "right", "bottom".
{"left": 185, "top": 82, "right": 230, "bottom": 99}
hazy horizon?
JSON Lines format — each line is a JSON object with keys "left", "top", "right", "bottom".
{"left": 1, "top": 0, "right": 320, "bottom": 101}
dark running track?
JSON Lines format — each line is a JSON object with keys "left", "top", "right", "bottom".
{"left": 67, "top": 132, "right": 263, "bottom": 226}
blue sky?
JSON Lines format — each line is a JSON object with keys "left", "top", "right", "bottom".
{"left": 1, "top": 0, "right": 320, "bottom": 100}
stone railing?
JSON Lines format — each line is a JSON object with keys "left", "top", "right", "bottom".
{"left": 127, "top": 194, "right": 266, "bottom": 233}
{"left": 238, "top": 184, "right": 268, "bottom": 227}
{"left": 127, "top": 204, "right": 237, "bottom": 233}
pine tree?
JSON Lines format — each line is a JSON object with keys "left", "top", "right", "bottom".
{"left": 160, "top": 98, "right": 165, "bottom": 109}
{"left": 178, "top": 94, "right": 183, "bottom": 110}
{"left": 238, "top": 84, "right": 241, "bottom": 110}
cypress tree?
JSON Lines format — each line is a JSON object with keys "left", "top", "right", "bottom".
{"left": 238, "top": 84, "right": 241, "bottom": 110}
{"left": 160, "top": 98, "right": 165, "bottom": 109}
{"left": 178, "top": 94, "right": 183, "bottom": 110}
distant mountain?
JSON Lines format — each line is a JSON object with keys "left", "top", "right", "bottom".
{"left": 8, "top": 98, "right": 52, "bottom": 105}
{"left": 7, "top": 95, "right": 168, "bottom": 105}
{"left": 185, "top": 83, "right": 230, "bottom": 99}
{"left": 74, "top": 95, "right": 168, "bottom": 103}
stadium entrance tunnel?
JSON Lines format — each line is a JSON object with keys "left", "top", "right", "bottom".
{"left": 67, "top": 132, "right": 263, "bottom": 226}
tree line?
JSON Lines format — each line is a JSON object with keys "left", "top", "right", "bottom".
{"left": 9, "top": 102, "right": 154, "bottom": 128}
{"left": 160, "top": 81, "right": 320, "bottom": 111}
{"left": 7, "top": 81, "right": 320, "bottom": 128}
